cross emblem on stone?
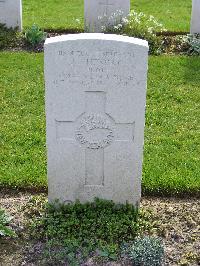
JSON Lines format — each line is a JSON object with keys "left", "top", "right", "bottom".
{"left": 99, "top": 0, "right": 114, "bottom": 15}
{"left": 56, "top": 91, "right": 134, "bottom": 187}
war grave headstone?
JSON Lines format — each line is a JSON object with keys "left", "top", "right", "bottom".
{"left": 44, "top": 33, "right": 148, "bottom": 206}
{"left": 190, "top": 0, "right": 200, "bottom": 33}
{"left": 84, "top": 0, "right": 130, "bottom": 32}
{"left": 0, "top": 0, "right": 22, "bottom": 30}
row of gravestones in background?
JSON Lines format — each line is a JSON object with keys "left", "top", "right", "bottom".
{"left": 0, "top": 0, "right": 200, "bottom": 33}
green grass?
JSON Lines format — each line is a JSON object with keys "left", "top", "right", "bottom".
{"left": 143, "top": 56, "right": 200, "bottom": 196}
{"left": 22, "top": 0, "right": 191, "bottom": 32}
{"left": 0, "top": 53, "right": 200, "bottom": 196}
{"left": 133, "top": 0, "right": 191, "bottom": 33}
{"left": 0, "top": 53, "right": 46, "bottom": 188}
{"left": 23, "top": 0, "right": 84, "bottom": 31}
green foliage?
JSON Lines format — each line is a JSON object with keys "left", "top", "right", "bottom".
{"left": 29, "top": 198, "right": 142, "bottom": 264}
{"left": 44, "top": 198, "right": 139, "bottom": 243}
{"left": 173, "top": 34, "right": 200, "bottom": 56}
{"left": 123, "top": 236, "right": 164, "bottom": 266}
{"left": 104, "top": 10, "right": 166, "bottom": 54}
{"left": 24, "top": 24, "right": 47, "bottom": 47}
{"left": 0, "top": 23, "right": 20, "bottom": 50}
{"left": 122, "top": 11, "right": 166, "bottom": 54}
{"left": 184, "top": 34, "right": 200, "bottom": 55}
{"left": 0, "top": 208, "right": 16, "bottom": 237}
{"left": 143, "top": 56, "right": 200, "bottom": 196}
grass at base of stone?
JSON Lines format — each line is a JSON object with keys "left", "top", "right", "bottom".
{"left": 22, "top": 0, "right": 191, "bottom": 32}
{"left": 0, "top": 53, "right": 200, "bottom": 196}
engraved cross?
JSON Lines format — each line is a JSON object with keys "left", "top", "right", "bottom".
{"left": 56, "top": 91, "right": 134, "bottom": 187}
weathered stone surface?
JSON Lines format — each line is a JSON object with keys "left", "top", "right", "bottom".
{"left": 0, "top": 0, "right": 22, "bottom": 30}
{"left": 44, "top": 33, "right": 148, "bottom": 205}
{"left": 190, "top": 0, "right": 200, "bottom": 33}
{"left": 84, "top": 0, "right": 130, "bottom": 32}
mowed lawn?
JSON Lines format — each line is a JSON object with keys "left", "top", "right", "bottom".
{"left": 0, "top": 53, "right": 200, "bottom": 196}
{"left": 23, "top": 0, "right": 191, "bottom": 32}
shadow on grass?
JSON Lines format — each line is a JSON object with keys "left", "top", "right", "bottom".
{"left": 183, "top": 56, "right": 200, "bottom": 84}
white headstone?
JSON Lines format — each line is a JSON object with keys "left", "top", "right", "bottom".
{"left": 84, "top": 0, "right": 130, "bottom": 32}
{"left": 190, "top": 0, "right": 200, "bottom": 33}
{"left": 44, "top": 33, "right": 148, "bottom": 206}
{"left": 0, "top": 0, "right": 22, "bottom": 30}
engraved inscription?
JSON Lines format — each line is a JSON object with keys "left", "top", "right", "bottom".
{"left": 53, "top": 49, "right": 136, "bottom": 88}
{"left": 75, "top": 113, "right": 114, "bottom": 149}
{"left": 54, "top": 72, "right": 135, "bottom": 87}
{"left": 57, "top": 49, "right": 135, "bottom": 64}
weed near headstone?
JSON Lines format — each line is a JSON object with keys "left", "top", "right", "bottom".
{"left": 28, "top": 198, "right": 153, "bottom": 264}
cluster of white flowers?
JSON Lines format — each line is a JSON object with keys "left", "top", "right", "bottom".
{"left": 148, "top": 27, "right": 153, "bottom": 34}
{"left": 113, "top": 24, "right": 123, "bottom": 31}
{"left": 101, "top": 25, "right": 106, "bottom": 31}
{"left": 121, "top": 17, "right": 129, "bottom": 24}
{"left": 97, "top": 9, "right": 167, "bottom": 35}
{"left": 97, "top": 9, "right": 126, "bottom": 31}
{"left": 98, "top": 10, "right": 124, "bottom": 21}
{"left": 127, "top": 10, "right": 166, "bottom": 34}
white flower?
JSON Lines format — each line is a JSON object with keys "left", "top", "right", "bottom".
{"left": 149, "top": 15, "right": 154, "bottom": 21}
{"left": 122, "top": 17, "right": 128, "bottom": 24}
{"left": 148, "top": 27, "right": 153, "bottom": 33}
{"left": 135, "top": 17, "right": 140, "bottom": 24}
{"left": 75, "top": 18, "right": 80, "bottom": 24}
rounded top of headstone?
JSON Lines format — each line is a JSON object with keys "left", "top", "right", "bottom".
{"left": 45, "top": 33, "right": 148, "bottom": 49}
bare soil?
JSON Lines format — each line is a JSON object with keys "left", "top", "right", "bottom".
{"left": 0, "top": 191, "right": 199, "bottom": 266}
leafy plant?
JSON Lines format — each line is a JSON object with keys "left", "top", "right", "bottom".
{"left": 86, "top": 9, "right": 125, "bottom": 33}
{"left": 168, "top": 34, "right": 200, "bottom": 56}
{"left": 103, "top": 10, "right": 166, "bottom": 55}
{"left": 28, "top": 197, "right": 151, "bottom": 264}
{"left": 24, "top": 24, "right": 47, "bottom": 47}
{"left": 122, "top": 236, "right": 164, "bottom": 266}
{"left": 184, "top": 34, "right": 200, "bottom": 55}
{"left": 0, "top": 208, "right": 16, "bottom": 237}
